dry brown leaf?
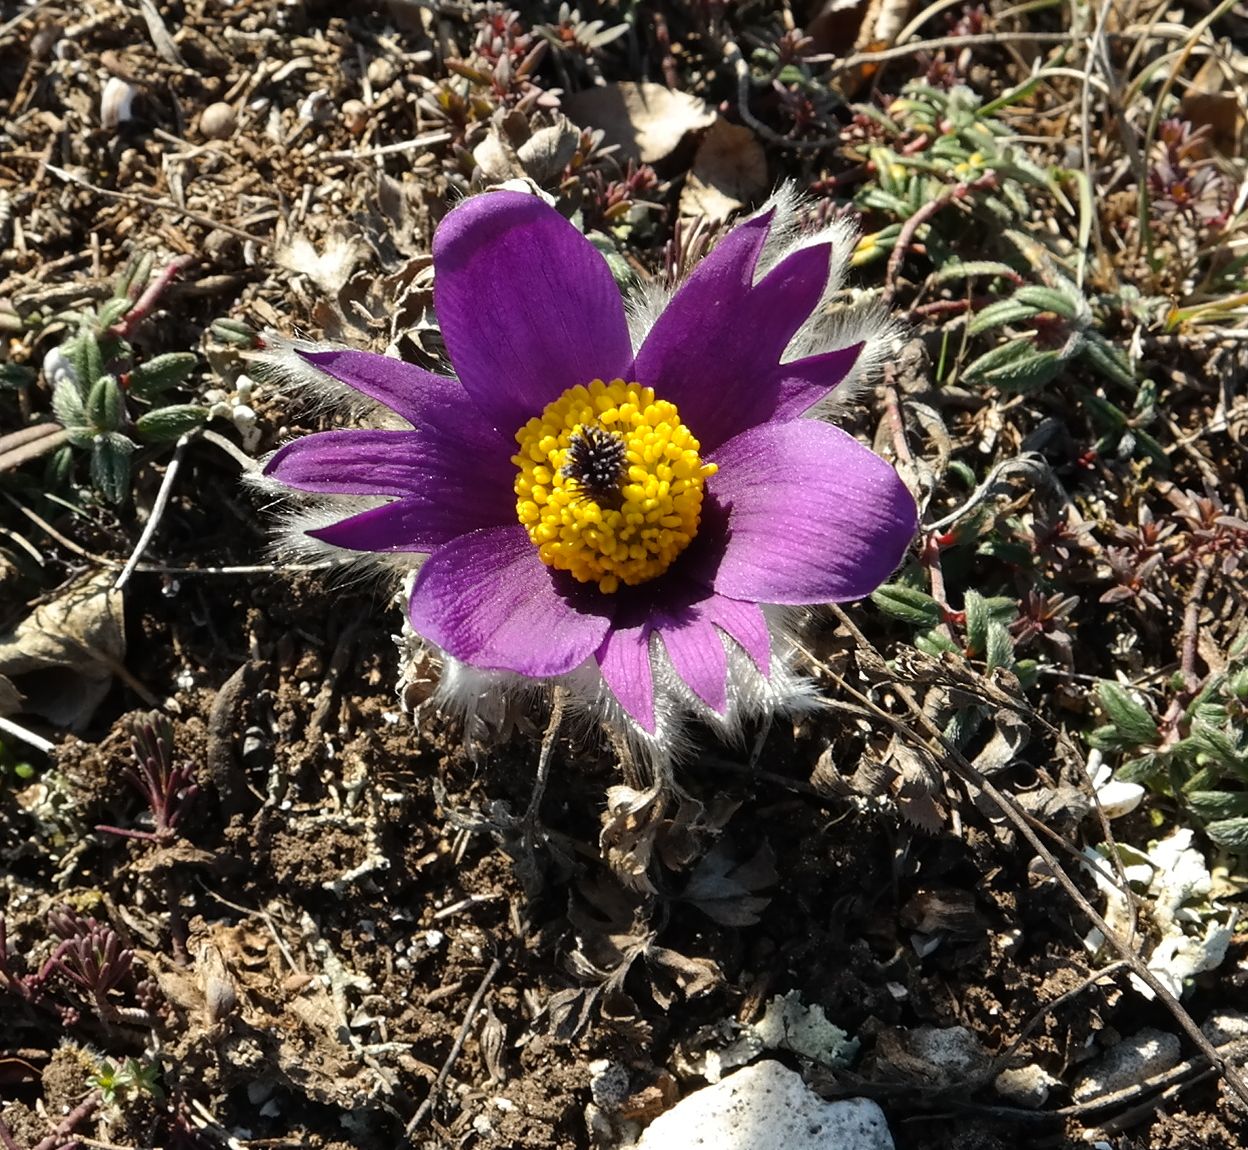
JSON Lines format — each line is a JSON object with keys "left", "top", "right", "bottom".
{"left": 1181, "top": 55, "right": 1247, "bottom": 159}
{"left": 0, "top": 673, "right": 24, "bottom": 717}
{"left": 0, "top": 571, "right": 124, "bottom": 730}
{"left": 678, "top": 118, "right": 768, "bottom": 224}
{"left": 563, "top": 82, "right": 714, "bottom": 163}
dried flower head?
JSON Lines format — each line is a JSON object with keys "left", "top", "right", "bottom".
{"left": 257, "top": 187, "right": 916, "bottom": 765}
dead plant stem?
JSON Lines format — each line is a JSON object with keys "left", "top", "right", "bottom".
{"left": 402, "top": 955, "right": 503, "bottom": 1141}
{"left": 828, "top": 605, "right": 1248, "bottom": 1108}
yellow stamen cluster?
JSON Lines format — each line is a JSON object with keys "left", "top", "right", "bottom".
{"left": 513, "top": 379, "right": 716, "bottom": 594}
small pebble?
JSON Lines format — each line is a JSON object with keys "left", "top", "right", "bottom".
{"left": 341, "top": 99, "right": 369, "bottom": 136}
{"left": 1202, "top": 1009, "right": 1248, "bottom": 1047}
{"left": 200, "top": 101, "right": 237, "bottom": 140}
{"left": 367, "top": 57, "right": 396, "bottom": 88}
{"left": 1073, "top": 1028, "right": 1181, "bottom": 1101}
{"left": 994, "top": 1064, "right": 1058, "bottom": 1108}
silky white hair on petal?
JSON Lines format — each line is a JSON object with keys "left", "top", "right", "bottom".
{"left": 247, "top": 334, "right": 414, "bottom": 428}
{"left": 625, "top": 279, "right": 674, "bottom": 355}
{"left": 248, "top": 476, "right": 422, "bottom": 583}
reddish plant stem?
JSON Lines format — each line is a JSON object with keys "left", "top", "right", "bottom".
{"left": 883, "top": 172, "right": 998, "bottom": 306}
{"left": 30, "top": 1093, "right": 98, "bottom": 1150}
{"left": 107, "top": 255, "right": 194, "bottom": 339}
{"left": 882, "top": 374, "right": 957, "bottom": 634}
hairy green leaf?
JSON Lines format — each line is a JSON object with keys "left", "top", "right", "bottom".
{"left": 871, "top": 584, "right": 943, "bottom": 627}
{"left": 1097, "top": 681, "right": 1158, "bottom": 747}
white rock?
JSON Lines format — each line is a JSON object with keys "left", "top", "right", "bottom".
{"left": 994, "top": 1064, "right": 1058, "bottom": 1108}
{"left": 1202, "top": 1009, "right": 1248, "bottom": 1047}
{"left": 635, "top": 1060, "right": 893, "bottom": 1150}
{"left": 1072, "top": 1029, "right": 1181, "bottom": 1101}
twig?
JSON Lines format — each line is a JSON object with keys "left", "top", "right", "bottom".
{"left": 44, "top": 166, "right": 269, "bottom": 246}
{"left": 995, "top": 960, "right": 1128, "bottom": 1068}
{"left": 883, "top": 174, "right": 998, "bottom": 306}
{"left": 0, "top": 424, "right": 69, "bottom": 474}
{"left": 827, "top": 604, "right": 1248, "bottom": 1110}
{"left": 0, "top": 716, "right": 57, "bottom": 755}
{"left": 321, "top": 130, "right": 453, "bottom": 161}
{"left": 402, "top": 956, "right": 503, "bottom": 1141}
{"left": 1178, "top": 555, "right": 1216, "bottom": 687}
{"left": 723, "top": 40, "right": 840, "bottom": 153}
{"left": 114, "top": 433, "right": 193, "bottom": 590}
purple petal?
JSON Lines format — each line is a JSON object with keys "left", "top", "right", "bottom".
{"left": 433, "top": 192, "right": 633, "bottom": 433}
{"left": 267, "top": 430, "right": 442, "bottom": 497}
{"left": 707, "top": 420, "right": 917, "bottom": 604}
{"left": 657, "top": 610, "right": 727, "bottom": 712}
{"left": 300, "top": 348, "right": 514, "bottom": 459}
{"left": 408, "top": 525, "right": 612, "bottom": 677}
{"left": 772, "top": 343, "right": 864, "bottom": 423}
{"left": 653, "top": 591, "right": 771, "bottom": 713}
{"left": 597, "top": 620, "right": 655, "bottom": 733}
{"left": 270, "top": 422, "right": 516, "bottom": 552}
{"left": 633, "top": 214, "right": 845, "bottom": 451}
{"left": 300, "top": 349, "right": 455, "bottom": 426}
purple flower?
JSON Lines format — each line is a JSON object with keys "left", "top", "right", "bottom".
{"left": 260, "top": 188, "right": 917, "bottom": 755}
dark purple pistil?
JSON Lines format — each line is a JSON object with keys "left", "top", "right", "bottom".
{"left": 562, "top": 425, "right": 626, "bottom": 508}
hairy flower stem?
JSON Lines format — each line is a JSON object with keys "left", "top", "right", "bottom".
{"left": 521, "top": 687, "right": 568, "bottom": 860}
{"left": 883, "top": 374, "right": 955, "bottom": 637}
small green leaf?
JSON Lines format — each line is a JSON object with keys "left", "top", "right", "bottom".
{"left": 1012, "top": 284, "right": 1080, "bottom": 320}
{"left": 68, "top": 332, "right": 102, "bottom": 386}
{"left": 1205, "top": 817, "right": 1248, "bottom": 849}
{"left": 90, "top": 432, "right": 134, "bottom": 504}
{"left": 1079, "top": 331, "right": 1135, "bottom": 387}
{"left": 87, "top": 374, "right": 126, "bottom": 432}
{"left": 209, "top": 317, "right": 260, "bottom": 348}
{"left": 1013, "top": 659, "right": 1039, "bottom": 689}
{"left": 1096, "top": 681, "right": 1158, "bottom": 747}
{"left": 128, "top": 352, "right": 198, "bottom": 399}
{"left": 985, "top": 621, "right": 1015, "bottom": 672}
{"left": 964, "top": 589, "right": 989, "bottom": 655}
{"left": 930, "top": 260, "right": 1021, "bottom": 284}
{"left": 52, "top": 379, "right": 87, "bottom": 428}
{"left": 871, "top": 584, "right": 943, "bottom": 627}
{"left": 1187, "top": 722, "right": 1244, "bottom": 769}
{"left": 962, "top": 339, "right": 1065, "bottom": 392}
{"left": 916, "top": 630, "right": 960, "bottom": 656}
{"left": 1116, "top": 753, "right": 1161, "bottom": 784}
{"left": 96, "top": 296, "right": 134, "bottom": 331}
{"left": 134, "top": 405, "right": 207, "bottom": 444}
{"left": 115, "top": 251, "right": 154, "bottom": 298}
{"left": 968, "top": 298, "right": 1041, "bottom": 335}
{"left": 1185, "top": 791, "right": 1248, "bottom": 822}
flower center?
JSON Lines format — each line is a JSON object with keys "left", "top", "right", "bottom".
{"left": 512, "top": 379, "right": 717, "bottom": 594}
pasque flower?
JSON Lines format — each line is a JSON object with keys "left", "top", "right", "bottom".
{"left": 260, "top": 188, "right": 916, "bottom": 758}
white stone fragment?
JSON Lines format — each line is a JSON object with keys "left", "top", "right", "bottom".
{"left": 994, "top": 1064, "right": 1058, "bottom": 1108}
{"left": 1072, "top": 1028, "right": 1181, "bottom": 1102}
{"left": 634, "top": 1060, "right": 894, "bottom": 1150}
{"left": 1202, "top": 1009, "right": 1248, "bottom": 1048}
